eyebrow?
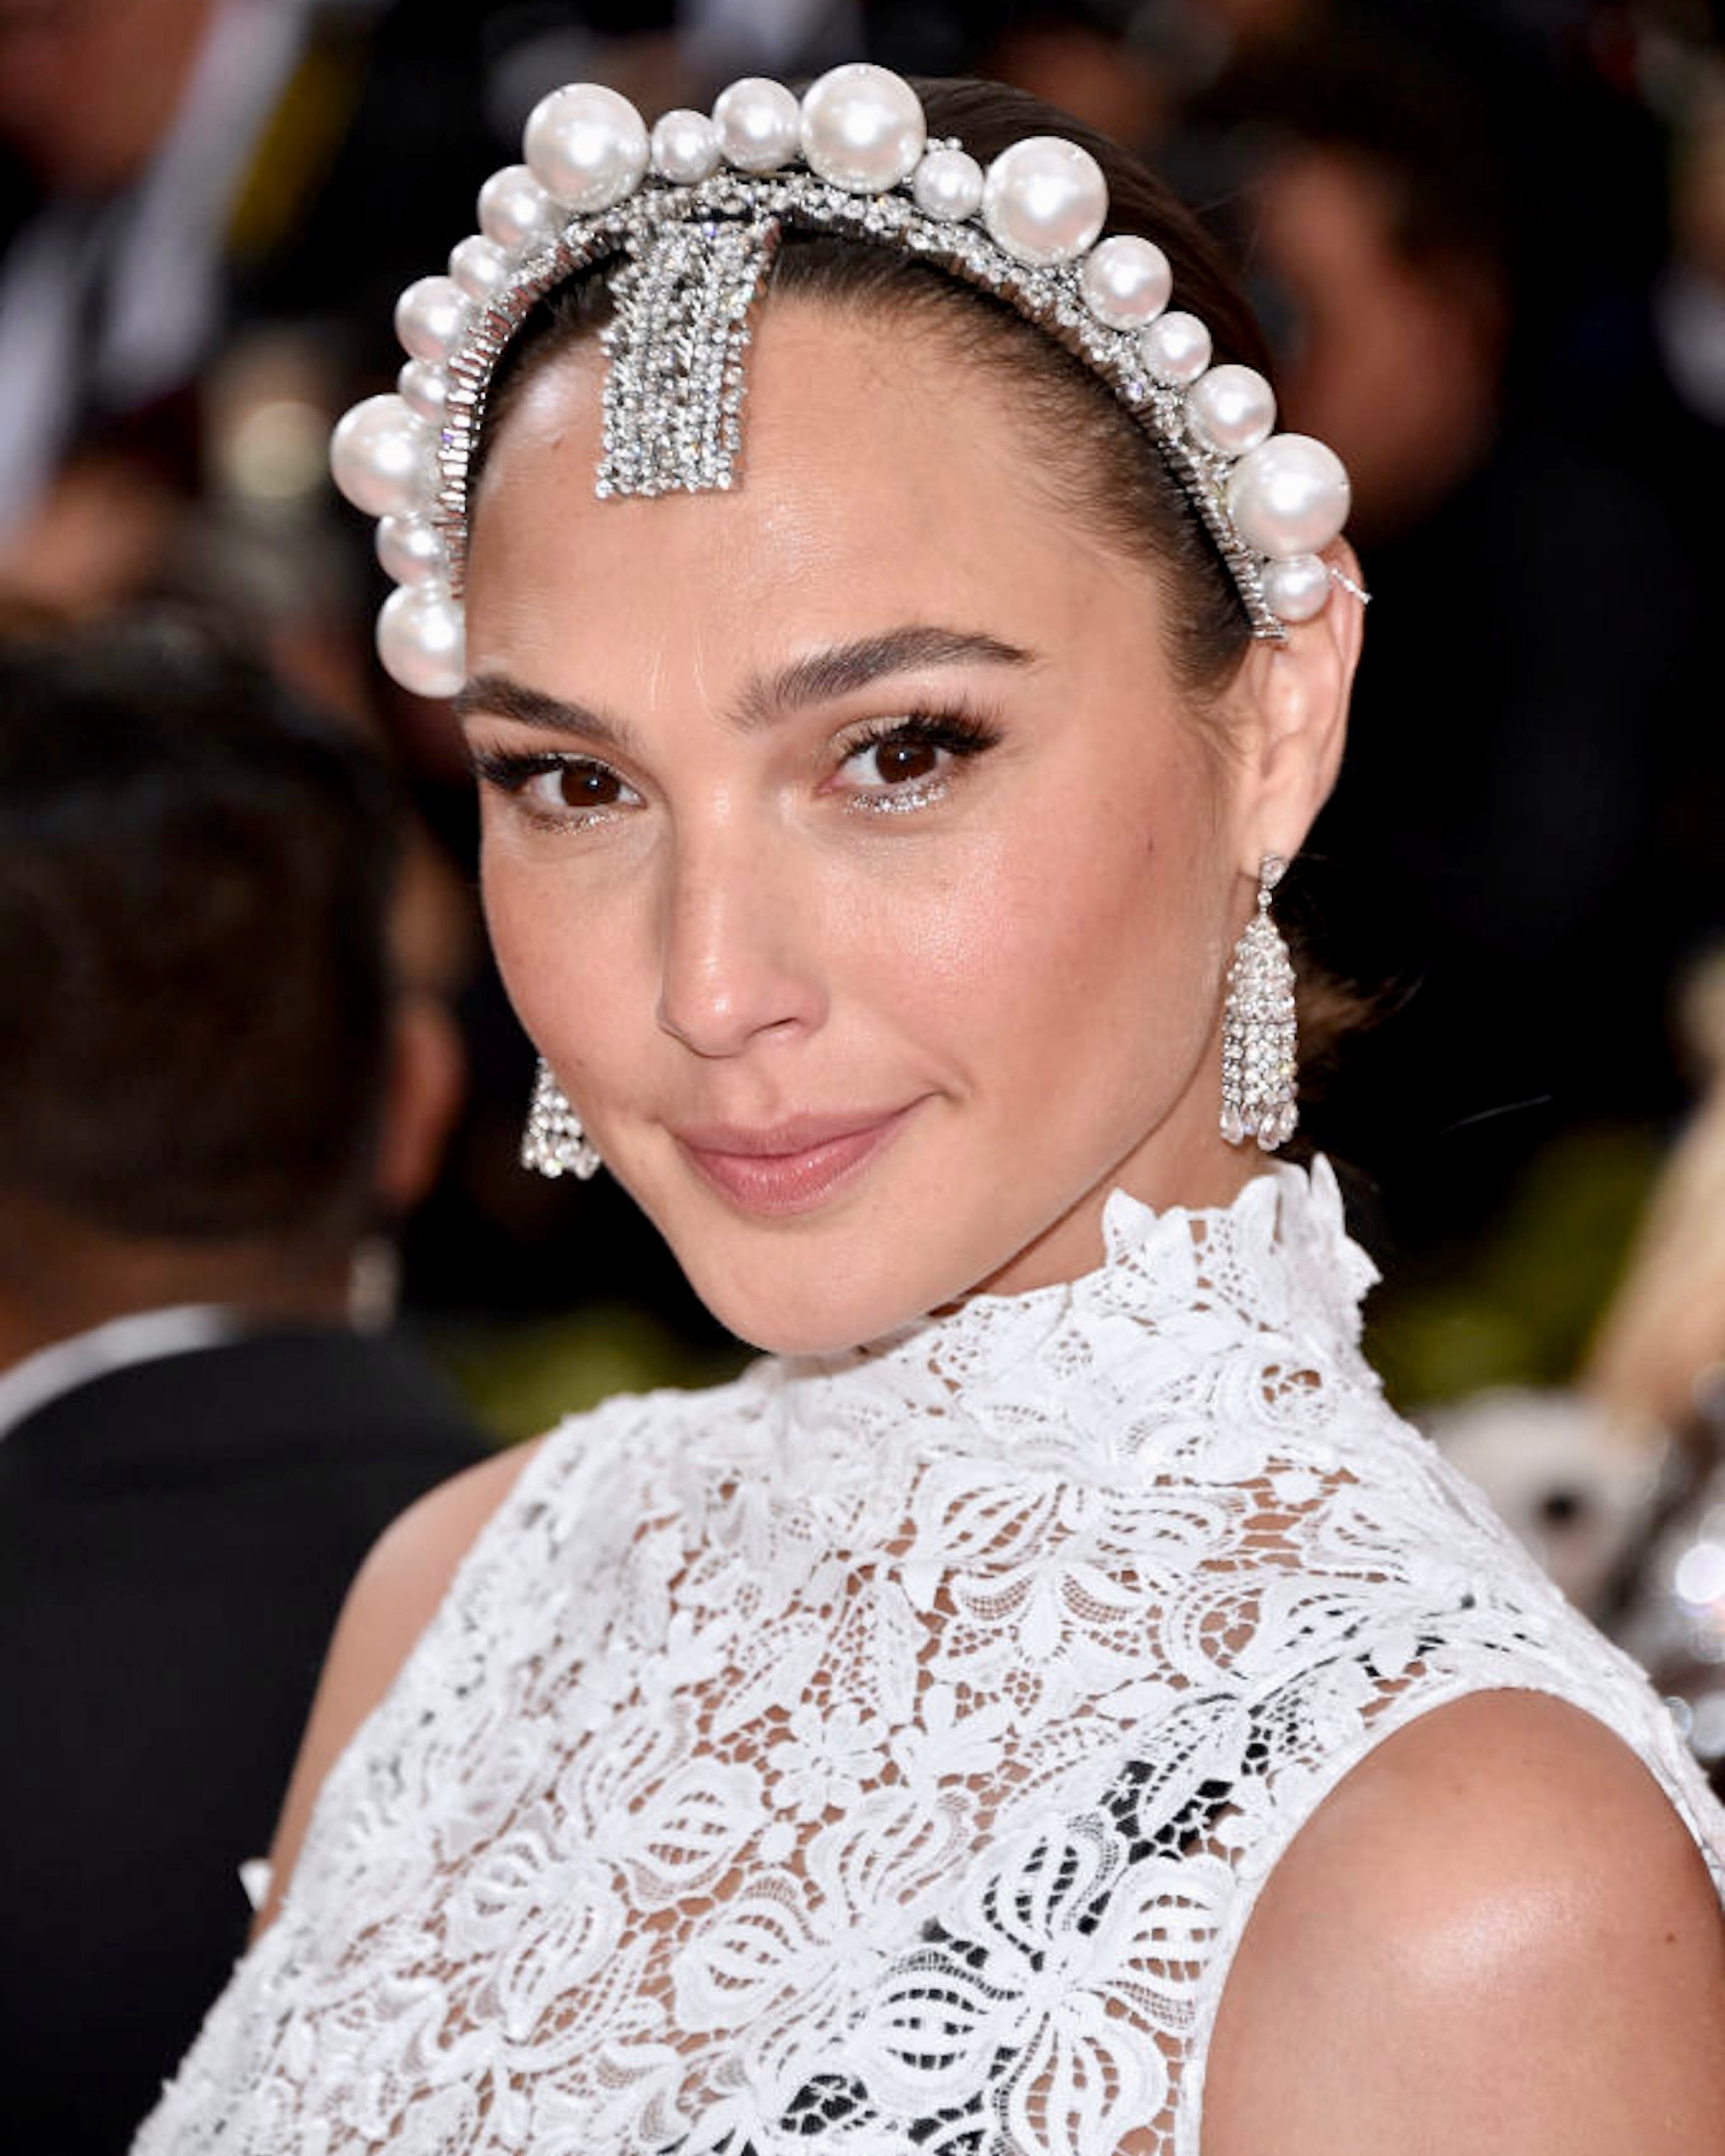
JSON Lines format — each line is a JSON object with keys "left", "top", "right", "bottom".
{"left": 735, "top": 625, "right": 1037, "bottom": 730}
{"left": 453, "top": 625, "right": 1037, "bottom": 745}
{"left": 453, "top": 674, "right": 630, "bottom": 751}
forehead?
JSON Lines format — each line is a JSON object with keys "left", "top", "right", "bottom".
{"left": 464, "top": 299, "right": 1163, "bottom": 687}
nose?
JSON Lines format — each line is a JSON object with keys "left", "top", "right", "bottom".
{"left": 654, "top": 818, "right": 827, "bottom": 1058}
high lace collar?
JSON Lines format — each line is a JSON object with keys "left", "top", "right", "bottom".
{"left": 856, "top": 1155, "right": 1371, "bottom": 1378}
{"left": 753, "top": 1157, "right": 1381, "bottom": 1496}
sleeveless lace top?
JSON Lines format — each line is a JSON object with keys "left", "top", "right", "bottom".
{"left": 137, "top": 1161, "right": 1725, "bottom": 2156}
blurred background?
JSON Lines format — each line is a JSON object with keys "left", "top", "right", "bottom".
{"left": 3, "top": 0, "right": 1724, "bottom": 1754}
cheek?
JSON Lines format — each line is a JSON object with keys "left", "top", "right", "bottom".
{"left": 478, "top": 858, "right": 544, "bottom": 1047}
{"left": 478, "top": 842, "right": 621, "bottom": 1079}
{"left": 967, "top": 777, "right": 1214, "bottom": 996}
{"left": 853, "top": 784, "right": 1222, "bottom": 1101}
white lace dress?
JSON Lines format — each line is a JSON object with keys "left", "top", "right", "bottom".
{"left": 136, "top": 1161, "right": 1725, "bottom": 2156}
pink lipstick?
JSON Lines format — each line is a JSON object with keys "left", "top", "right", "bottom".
{"left": 674, "top": 1107, "right": 917, "bottom": 1216}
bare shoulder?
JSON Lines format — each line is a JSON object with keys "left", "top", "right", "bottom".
{"left": 1203, "top": 1689, "right": 1725, "bottom": 2156}
{"left": 253, "top": 1438, "right": 545, "bottom": 1932}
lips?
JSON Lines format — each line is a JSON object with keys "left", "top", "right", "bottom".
{"left": 673, "top": 1106, "right": 918, "bottom": 1216}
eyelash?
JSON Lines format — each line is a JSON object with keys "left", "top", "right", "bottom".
{"left": 467, "top": 708, "right": 1002, "bottom": 828}
{"left": 467, "top": 747, "right": 636, "bottom": 830}
{"left": 832, "top": 710, "right": 1001, "bottom": 815}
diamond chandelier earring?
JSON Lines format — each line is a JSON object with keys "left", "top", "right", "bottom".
{"left": 1220, "top": 855, "right": 1298, "bottom": 1152}
{"left": 520, "top": 1058, "right": 602, "bottom": 1179}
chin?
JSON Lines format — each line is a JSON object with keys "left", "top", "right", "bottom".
{"left": 617, "top": 1147, "right": 947, "bottom": 1356}
{"left": 693, "top": 1273, "right": 910, "bottom": 1360}
{"left": 666, "top": 1222, "right": 948, "bottom": 1358}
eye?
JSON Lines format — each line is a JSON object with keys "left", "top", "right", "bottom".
{"left": 848, "top": 735, "right": 944, "bottom": 788}
{"left": 524, "top": 761, "right": 635, "bottom": 815}
{"left": 468, "top": 747, "right": 642, "bottom": 827}
{"left": 834, "top": 712, "right": 999, "bottom": 815}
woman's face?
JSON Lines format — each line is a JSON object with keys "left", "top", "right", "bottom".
{"left": 464, "top": 299, "right": 1274, "bottom": 1353}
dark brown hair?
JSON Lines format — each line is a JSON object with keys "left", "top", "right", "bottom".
{"left": 0, "top": 611, "right": 404, "bottom": 1244}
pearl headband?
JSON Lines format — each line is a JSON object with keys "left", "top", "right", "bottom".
{"left": 330, "top": 64, "right": 1353, "bottom": 699}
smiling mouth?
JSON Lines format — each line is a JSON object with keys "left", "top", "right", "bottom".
{"left": 673, "top": 1106, "right": 921, "bottom": 1216}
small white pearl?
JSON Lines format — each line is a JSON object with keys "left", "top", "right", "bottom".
{"left": 982, "top": 136, "right": 1108, "bottom": 266}
{"left": 1259, "top": 552, "right": 1332, "bottom": 623}
{"left": 377, "top": 584, "right": 466, "bottom": 700}
{"left": 330, "top": 394, "right": 433, "bottom": 517}
{"left": 713, "top": 77, "right": 802, "bottom": 173}
{"left": 1137, "top": 310, "right": 1210, "bottom": 386}
{"left": 1079, "top": 235, "right": 1171, "bottom": 330}
{"left": 395, "top": 274, "right": 472, "bottom": 364}
{"left": 651, "top": 108, "right": 722, "bottom": 184}
{"left": 912, "top": 146, "right": 984, "bottom": 221}
{"left": 1185, "top": 363, "right": 1276, "bottom": 455}
{"left": 524, "top": 82, "right": 649, "bottom": 210}
{"left": 448, "top": 234, "right": 510, "bottom": 303}
{"left": 800, "top": 63, "right": 926, "bottom": 193}
{"left": 375, "top": 513, "right": 448, "bottom": 586}
{"left": 477, "top": 163, "right": 556, "bottom": 251}
{"left": 396, "top": 359, "right": 447, "bottom": 425}
{"left": 1226, "top": 433, "right": 1351, "bottom": 558}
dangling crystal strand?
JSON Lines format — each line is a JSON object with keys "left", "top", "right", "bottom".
{"left": 1220, "top": 856, "right": 1298, "bottom": 1152}
{"left": 598, "top": 214, "right": 782, "bottom": 497}
{"left": 520, "top": 1060, "right": 602, "bottom": 1179}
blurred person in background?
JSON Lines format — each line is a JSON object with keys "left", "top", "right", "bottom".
{"left": 0, "top": 611, "right": 486, "bottom": 2156}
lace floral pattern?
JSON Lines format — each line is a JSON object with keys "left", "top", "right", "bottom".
{"left": 137, "top": 1161, "right": 1725, "bottom": 2155}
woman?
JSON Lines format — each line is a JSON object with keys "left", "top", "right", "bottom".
{"left": 138, "top": 67, "right": 1725, "bottom": 2155}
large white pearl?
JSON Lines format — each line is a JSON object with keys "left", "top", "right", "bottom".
{"left": 395, "top": 274, "right": 472, "bottom": 364}
{"left": 912, "top": 146, "right": 984, "bottom": 221}
{"left": 1185, "top": 363, "right": 1276, "bottom": 455}
{"left": 713, "top": 78, "right": 802, "bottom": 173}
{"left": 1137, "top": 310, "right": 1210, "bottom": 386}
{"left": 1226, "top": 433, "right": 1351, "bottom": 558}
{"left": 1259, "top": 552, "right": 1331, "bottom": 623}
{"left": 981, "top": 136, "right": 1108, "bottom": 266}
{"left": 524, "top": 83, "right": 649, "bottom": 210}
{"left": 800, "top": 63, "right": 925, "bottom": 193}
{"left": 449, "top": 234, "right": 510, "bottom": 303}
{"left": 1079, "top": 235, "right": 1171, "bottom": 330}
{"left": 330, "top": 394, "right": 433, "bottom": 517}
{"left": 396, "top": 359, "right": 447, "bottom": 425}
{"left": 477, "top": 163, "right": 556, "bottom": 251}
{"left": 377, "top": 584, "right": 466, "bottom": 699}
{"left": 652, "top": 108, "right": 722, "bottom": 183}
{"left": 375, "top": 513, "right": 448, "bottom": 587}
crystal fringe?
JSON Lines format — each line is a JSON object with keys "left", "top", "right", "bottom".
{"left": 598, "top": 214, "right": 782, "bottom": 496}
{"left": 520, "top": 1058, "right": 602, "bottom": 1179}
{"left": 1219, "top": 855, "right": 1298, "bottom": 1152}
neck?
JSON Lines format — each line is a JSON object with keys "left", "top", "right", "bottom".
{"left": 0, "top": 1205, "right": 354, "bottom": 1374}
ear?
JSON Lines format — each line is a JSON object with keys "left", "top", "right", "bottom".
{"left": 1225, "top": 544, "right": 1364, "bottom": 874}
